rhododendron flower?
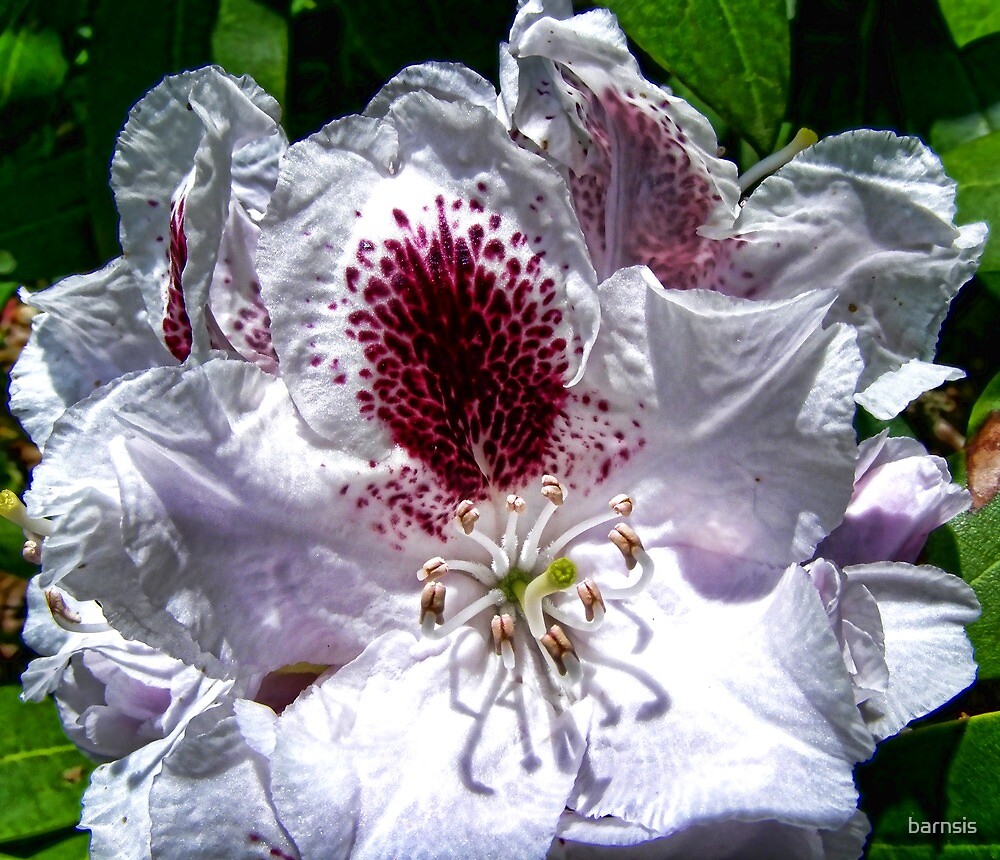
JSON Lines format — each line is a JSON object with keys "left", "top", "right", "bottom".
{"left": 11, "top": 66, "right": 286, "bottom": 449}
{"left": 500, "top": 0, "right": 988, "bottom": 420}
{"left": 7, "top": 38, "right": 983, "bottom": 860}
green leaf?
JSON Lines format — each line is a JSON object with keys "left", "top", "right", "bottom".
{"left": 861, "top": 712, "right": 1000, "bottom": 856}
{"left": 969, "top": 370, "right": 1000, "bottom": 438}
{"left": 924, "top": 495, "right": 1000, "bottom": 679}
{"left": 212, "top": 0, "right": 289, "bottom": 108}
{"left": 0, "top": 516, "right": 34, "bottom": 578}
{"left": 0, "top": 686, "right": 92, "bottom": 843}
{"left": 939, "top": 0, "right": 1000, "bottom": 48}
{"left": 0, "top": 28, "right": 68, "bottom": 110}
{"left": 942, "top": 130, "right": 1000, "bottom": 273}
{"left": 604, "top": 0, "right": 789, "bottom": 154}
{"left": 0, "top": 151, "right": 98, "bottom": 284}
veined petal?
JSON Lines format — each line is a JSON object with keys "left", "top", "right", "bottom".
{"left": 149, "top": 704, "right": 300, "bottom": 860}
{"left": 505, "top": 5, "right": 740, "bottom": 282}
{"left": 258, "top": 91, "right": 599, "bottom": 523}
{"left": 112, "top": 67, "right": 285, "bottom": 362}
{"left": 364, "top": 62, "right": 500, "bottom": 119}
{"left": 847, "top": 562, "right": 980, "bottom": 740}
{"left": 568, "top": 567, "right": 872, "bottom": 835}
{"left": 572, "top": 268, "right": 860, "bottom": 566}
{"left": 271, "top": 631, "right": 589, "bottom": 860}
{"left": 720, "top": 131, "right": 988, "bottom": 416}
{"left": 10, "top": 260, "right": 175, "bottom": 449}
{"left": 30, "top": 360, "right": 424, "bottom": 674}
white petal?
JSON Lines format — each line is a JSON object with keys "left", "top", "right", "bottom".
{"left": 149, "top": 704, "right": 299, "bottom": 860}
{"left": 578, "top": 269, "right": 861, "bottom": 566}
{"left": 855, "top": 359, "right": 965, "bottom": 420}
{"left": 257, "top": 91, "right": 599, "bottom": 507}
{"left": 724, "top": 131, "right": 987, "bottom": 416}
{"left": 364, "top": 62, "right": 499, "bottom": 118}
{"left": 112, "top": 67, "right": 284, "bottom": 361}
{"left": 271, "top": 631, "right": 589, "bottom": 860}
{"left": 506, "top": 7, "right": 740, "bottom": 283}
{"left": 819, "top": 432, "right": 969, "bottom": 565}
{"left": 10, "top": 260, "right": 175, "bottom": 449}
{"left": 569, "top": 567, "right": 873, "bottom": 834}
{"left": 33, "top": 360, "right": 421, "bottom": 673}
{"left": 847, "top": 562, "right": 980, "bottom": 740}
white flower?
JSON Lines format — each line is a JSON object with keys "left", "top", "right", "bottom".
{"left": 500, "top": 0, "right": 988, "bottom": 420}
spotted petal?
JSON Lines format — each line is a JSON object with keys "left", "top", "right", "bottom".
{"left": 271, "top": 630, "right": 589, "bottom": 860}
{"left": 112, "top": 67, "right": 285, "bottom": 363}
{"left": 503, "top": 4, "right": 740, "bottom": 283}
{"left": 569, "top": 268, "right": 861, "bottom": 567}
{"left": 29, "top": 360, "right": 428, "bottom": 675}
{"left": 257, "top": 90, "right": 600, "bottom": 519}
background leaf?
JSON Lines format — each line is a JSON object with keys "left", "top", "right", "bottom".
{"left": 603, "top": 0, "right": 788, "bottom": 154}
{"left": 0, "top": 686, "right": 93, "bottom": 844}
{"left": 938, "top": 0, "right": 1000, "bottom": 48}
{"left": 861, "top": 712, "right": 1000, "bottom": 856}
{"left": 211, "top": 0, "right": 289, "bottom": 108}
{"left": 941, "top": 130, "right": 1000, "bottom": 273}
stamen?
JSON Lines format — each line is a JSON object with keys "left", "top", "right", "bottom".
{"left": 44, "top": 589, "right": 113, "bottom": 634}
{"left": 541, "top": 493, "right": 634, "bottom": 564}
{"left": 421, "top": 586, "right": 504, "bottom": 640}
{"left": 0, "top": 489, "right": 53, "bottom": 537}
{"left": 540, "top": 624, "right": 582, "bottom": 682}
{"left": 738, "top": 128, "right": 820, "bottom": 194}
{"left": 454, "top": 499, "right": 508, "bottom": 574}
{"left": 418, "top": 557, "right": 448, "bottom": 581}
{"left": 521, "top": 557, "right": 578, "bottom": 639}
{"left": 542, "top": 580, "right": 606, "bottom": 632}
{"left": 503, "top": 495, "right": 525, "bottom": 557}
{"left": 518, "top": 475, "right": 565, "bottom": 569}
{"left": 603, "top": 528, "right": 655, "bottom": 600}
{"left": 491, "top": 613, "right": 516, "bottom": 670}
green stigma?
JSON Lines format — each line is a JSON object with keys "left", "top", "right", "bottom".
{"left": 498, "top": 567, "right": 532, "bottom": 604}
{"left": 545, "top": 557, "right": 577, "bottom": 589}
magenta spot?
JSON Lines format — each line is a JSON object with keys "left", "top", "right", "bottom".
{"left": 148, "top": 199, "right": 160, "bottom": 207}
{"left": 310, "top": 356, "right": 322, "bottom": 367}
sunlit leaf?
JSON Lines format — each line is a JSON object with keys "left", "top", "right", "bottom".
{"left": 212, "top": 0, "right": 289, "bottom": 108}
{"left": 861, "top": 712, "right": 1000, "bottom": 856}
{"left": 605, "top": 0, "right": 789, "bottom": 154}
{"left": 939, "top": 0, "right": 1000, "bottom": 48}
{"left": 0, "top": 28, "right": 68, "bottom": 110}
{"left": 942, "top": 130, "right": 1000, "bottom": 273}
{"left": 0, "top": 686, "right": 93, "bottom": 843}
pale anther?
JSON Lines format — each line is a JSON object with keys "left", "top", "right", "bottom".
{"left": 419, "top": 582, "right": 446, "bottom": 625}
{"left": 609, "top": 523, "right": 643, "bottom": 571}
{"left": 540, "top": 624, "right": 577, "bottom": 676}
{"left": 492, "top": 613, "right": 516, "bottom": 670}
{"left": 577, "top": 579, "right": 606, "bottom": 623}
{"left": 540, "top": 474, "right": 565, "bottom": 506}
{"left": 455, "top": 499, "right": 480, "bottom": 534}
{"left": 506, "top": 495, "right": 526, "bottom": 514}
{"left": 609, "top": 493, "right": 633, "bottom": 517}
{"left": 418, "top": 556, "right": 448, "bottom": 582}
{"left": 22, "top": 539, "right": 41, "bottom": 565}
{"left": 45, "top": 589, "right": 81, "bottom": 625}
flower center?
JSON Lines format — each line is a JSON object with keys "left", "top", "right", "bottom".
{"left": 416, "top": 474, "right": 654, "bottom": 687}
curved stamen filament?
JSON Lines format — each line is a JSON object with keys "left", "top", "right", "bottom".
{"left": 738, "top": 128, "right": 819, "bottom": 194}
{"left": 45, "top": 589, "right": 113, "bottom": 634}
{"left": 602, "top": 546, "right": 655, "bottom": 600}
{"left": 540, "top": 494, "right": 632, "bottom": 565}
{"left": 503, "top": 495, "right": 524, "bottom": 558}
{"left": 518, "top": 499, "right": 558, "bottom": 570}
{"left": 543, "top": 580, "right": 607, "bottom": 632}
{"left": 0, "top": 490, "right": 53, "bottom": 537}
{"left": 542, "top": 599, "right": 605, "bottom": 633}
{"left": 454, "top": 501, "right": 509, "bottom": 575}
{"left": 421, "top": 587, "right": 504, "bottom": 640}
